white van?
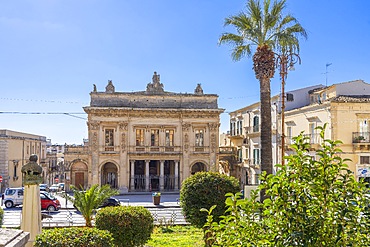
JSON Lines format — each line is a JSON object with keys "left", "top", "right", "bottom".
{"left": 3, "top": 187, "right": 24, "bottom": 208}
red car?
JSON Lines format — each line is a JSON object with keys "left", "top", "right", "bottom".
{"left": 40, "top": 192, "right": 61, "bottom": 212}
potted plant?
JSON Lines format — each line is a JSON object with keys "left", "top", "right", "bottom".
{"left": 355, "top": 136, "right": 366, "bottom": 142}
{"left": 152, "top": 192, "right": 161, "bottom": 205}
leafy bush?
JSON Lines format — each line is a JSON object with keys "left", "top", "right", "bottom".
{"left": 204, "top": 125, "right": 370, "bottom": 246}
{"left": 95, "top": 206, "right": 154, "bottom": 247}
{"left": 0, "top": 207, "right": 3, "bottom": 226}
{"left": 180, "top": 171, "right": 240, "bottom": 228}
{"left": 34, "top": 227, "right": 114, "bottom": 247}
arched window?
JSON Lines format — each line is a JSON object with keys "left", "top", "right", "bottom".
{"left": 191, "top": 162, "right": 206, "bottom": 175}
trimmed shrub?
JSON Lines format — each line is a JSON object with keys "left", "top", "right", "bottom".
{"left": 180, "top": 171, "right": 240, "bottom": 228}
{"left": 34, "top": 227, "right": 114, "bottom": 247}
{"left": 0, "top": 207, "right": 3, "bottom": 226}
{"left": 95, "top": 206, "right": 154, "bottom": 247}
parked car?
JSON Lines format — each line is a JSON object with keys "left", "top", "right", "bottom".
{"left": 100, "top": 197, "right": 121, "bottom": 208}
{"left": 49, "top": 184, "right": 59, "bottom": 192}
{"left": 73, "top": 196, "right": 121, "bottom": 211}
{"left": 40, "top": 184, "right": 49, "bottom": 192}
{"left": 57, "top": 183, "right": 65, "bottom": 191}
{"left": 40, "top": 191, "right": 61, "bottom": 212}
{"left": 3, "top": 188, "right": 60, "bottom": 211}
{"left": 3, "top": 187, "right": 24, "bottom": 208}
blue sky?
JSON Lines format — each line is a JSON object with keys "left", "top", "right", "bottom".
{"left": 1, "top": 0, "right": 369, "bottom": 144}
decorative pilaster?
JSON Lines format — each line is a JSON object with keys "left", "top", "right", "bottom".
{"left": 160, "top": 160, "right": 164, "bottom": 190}
{"left": 145, "top": 160, "right": 150, "bottom": 191}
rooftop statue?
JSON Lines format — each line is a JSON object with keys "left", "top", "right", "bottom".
{"left": 105, "top": 80, "right": 115, "bottom": 93}
{"left": 146, "top": 71, "right": 164, "bottom": 93}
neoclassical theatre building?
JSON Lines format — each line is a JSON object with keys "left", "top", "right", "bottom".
{"left": 65, "top": 72, "right": 224, "bottom": 193}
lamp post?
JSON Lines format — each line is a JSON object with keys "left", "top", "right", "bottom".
{"left": 276, "top": 50, "right": 301, "bottom": 165}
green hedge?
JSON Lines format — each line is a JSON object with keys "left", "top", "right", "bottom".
{"left": 180, "top": 171, "right": 240, "bottom": 228}
{"left": 96, "top": 206, "right": 154, "bottom": 247}
{"left": 34, "top": 227, "right": 114, "bottom": 247}
{"left": 0, "top": 207, "right": 3, "bottom": 226}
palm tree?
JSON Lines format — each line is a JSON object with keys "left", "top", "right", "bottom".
{"left": 69, "top": 184, "right": 119, "bottom": 227}
{"left": 219, "top": 0, "right": 307, "bottom": 183}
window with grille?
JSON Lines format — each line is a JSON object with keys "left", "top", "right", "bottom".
{"left": 165, "top": 129, "right": 174, "bottom": 146}
{"left": 136, "top": 129, "right": 145, "bottom": 146}
{"left": 360, "top": 156, "right": 370, "bottom": 164}
{"left": 195, "top": 129, "right": 204, "bottom": 147}
{"left": 151, "top": 129, "right": 159, "bottom": 146}
{"left": 105, "top": 129, "right": 114, "bottom": 150}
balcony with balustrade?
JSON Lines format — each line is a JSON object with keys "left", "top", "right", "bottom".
{"left": 353, "top": 132, "right": 370, "bottom": 151}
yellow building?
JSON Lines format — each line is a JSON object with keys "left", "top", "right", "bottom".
{"left": 0, "top": 129, "right": 47, "bottom": 191}
{"left": 65, "top": 72, "right": 224, "bottom": 193}
{"left": 284, "top": 80, "right": 370, "bottom": 183}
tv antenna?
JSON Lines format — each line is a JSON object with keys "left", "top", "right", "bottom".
{"left": 325, "top": 63, "right": 332, "bottom": 86}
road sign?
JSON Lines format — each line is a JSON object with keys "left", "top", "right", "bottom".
{"left": 55, "top": 178, "right": 59, "bottom": 183}
{"left": 0, "top": 175, "right": 3, "bottom": 182}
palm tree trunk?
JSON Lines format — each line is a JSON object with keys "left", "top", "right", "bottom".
{"left": 260, "top": 77, "right": 273, "bottom": 176}
{"left": 259, "top": 77, "right": 273, "bottom": 202}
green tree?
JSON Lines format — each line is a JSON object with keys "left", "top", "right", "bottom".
{"left": 180, "top": 172, "right": 239, "bottom": 228}
{"left": 69, "top": 184, "right": 119, "bottom": 227}
{"left": 219, "top": 0, "right": 307, "bottom": 187}
{"left": 204, "top": 125, "right": 370, "bottom": 246}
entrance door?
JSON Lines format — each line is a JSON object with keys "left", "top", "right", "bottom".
{"left": 75, "top": 172, "right": 84, "bottom": 189}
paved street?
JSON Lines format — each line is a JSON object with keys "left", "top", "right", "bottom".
{"left": 1, "top": 192, "right": 188, "bottom": 228}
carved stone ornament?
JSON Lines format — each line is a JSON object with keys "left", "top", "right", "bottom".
{"left": 119, "top": 122, "right": 128, "bottom": 131}
{"left": 21, "top": 154, "right": 43, "bottom": 185}
{"left": 211, "top": 133, "right": 216, "bottom": 153}
{"left": 89, "top": 121, "right": 100, "bottom": 131}
{"left": 208, "top": 123, "right": 219, "bottom": 131}
{"left": 121, "top": 133, "right": 126, "bottom": 152}
{"left": 182, "top": 123, "right": 191, "bottom": 131}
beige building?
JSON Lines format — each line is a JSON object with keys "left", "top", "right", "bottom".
{"left": 0, "top": 129, "right": 47, "bottom": 192}
{"left": 65, "top": 72, "right": 224, "bottom": 193}
{"left": 226, "top": 85, "right": 322, "bottom": 186}
{"left": 284, "top": 80, "right": 370, "bottom": 184}
{"left": 226, "top": 80, "right": 370, "bottom": 186}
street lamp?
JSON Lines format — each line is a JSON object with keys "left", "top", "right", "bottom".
{"left": 275, "top": 50, "right": 301, "bottom": 165}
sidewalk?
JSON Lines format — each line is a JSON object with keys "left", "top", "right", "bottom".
{"left": 53, "top": 192, "right": 181, "bottom": 209}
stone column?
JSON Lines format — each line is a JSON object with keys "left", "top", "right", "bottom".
{"left": 160, "top": 160, "right": 164, "bottom": 190}
{"left": 130, "top": 160, "right": 135, "bottom": 191}
{"left": 174, "top": 160, "right": 179, "bottom": 190}
{"left": 20, "top": 155, "right": 42, "bottom": 247}
{"left": 145, "top": 160, "right": 150, "bottom": 191}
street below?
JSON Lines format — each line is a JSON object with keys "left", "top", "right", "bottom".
{"left": 1, "top": 192, "right": 188, "bottom": 228}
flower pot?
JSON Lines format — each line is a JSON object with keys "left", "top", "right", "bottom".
{"left": 153, "top": 196, "right": 161, "bottom": 205}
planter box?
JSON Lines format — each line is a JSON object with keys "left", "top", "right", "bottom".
{"left": 152, "top": 196, "right": 161, "bottom": 205}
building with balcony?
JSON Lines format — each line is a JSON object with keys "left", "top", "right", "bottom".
{"left": 284, "top": 79, "right": 370, "bottom": 184}
{"left": 64, "top": 72, "right": 224, "bottom": 193}
{"left": 227, "top": 84, "right": 323, "bottom": 185}
{"left": 0, "top": 129, "right": 47, "bottom": 191}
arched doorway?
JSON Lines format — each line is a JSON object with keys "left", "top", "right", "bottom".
{"left": 101, "top": 162, "right": 118, "bottom": 189}
{"left": 191, "top": 162, "right": 207, "bottom": 175}
{"left": 71, "top": 161, "right": 88, "bottom": 190}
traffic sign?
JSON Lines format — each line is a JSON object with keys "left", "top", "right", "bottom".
{"left": 0, "top": 175, "right": 3, "bottom": 182}
{"left": 55, "top": 178, "right": 59, "bottom": 183}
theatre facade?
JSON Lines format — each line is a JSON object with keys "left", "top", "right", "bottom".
{"left": 64, "top": 72, "right": 224, "bottom": 193}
